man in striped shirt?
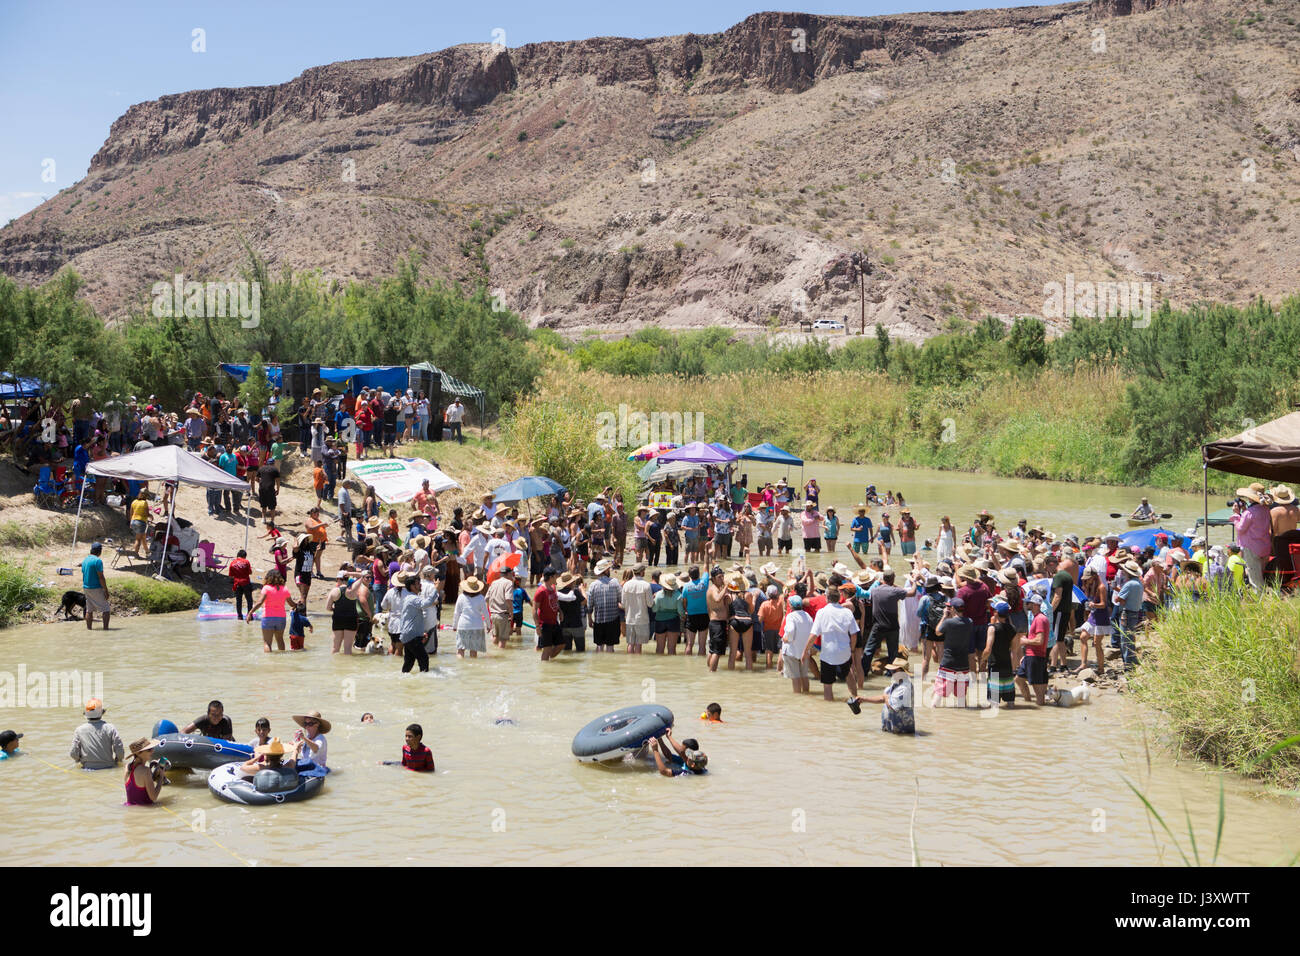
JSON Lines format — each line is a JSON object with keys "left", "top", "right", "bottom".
{"left": 587, "top": 559, "right": 622, "bottom": 653}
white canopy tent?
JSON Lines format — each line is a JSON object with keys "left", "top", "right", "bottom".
{"left": 74, "top": 445, "right": 252, "bottom": 576}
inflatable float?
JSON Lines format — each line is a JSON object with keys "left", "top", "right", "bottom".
{"left": 571, "top": 705, "right": 674, "bottom": 763}
{"left": 150, "top": 719, "right": 254, "bottom": 771}
{"left": 197, "top": 593, "right": 246, "bottom": 621}
{"left": 207, "top": 761, "right": 327, "bottom": 805}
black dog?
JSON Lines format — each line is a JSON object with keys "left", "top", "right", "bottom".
{"left": 59, "top": 590, "right": 86, "bottom": 620}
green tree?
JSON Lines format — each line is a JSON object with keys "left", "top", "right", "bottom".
{"left": 239, "top": 353, "right": 272, "bottom": 415}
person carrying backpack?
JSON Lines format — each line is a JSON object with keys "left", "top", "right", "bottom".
{"left": 919, "top": 574, "right": 951, "bottom": 682}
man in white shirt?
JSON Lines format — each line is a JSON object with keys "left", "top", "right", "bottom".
{"left": 780, "top": 595, "right": 814, "bottom": 693}
{"left": 446, "top": 398, "right": 465, "bottom": 444}
{"left": 483, "top": 527, "right": 510, "bottom": 568}
{"left": 621, "top": 564, "right": 654, "bottom": 654}
{"left": 465, "top": 525, "right": 489, "bottom": 576}
{"left": 809, "top": 583, "right": 860, "bottom": 701}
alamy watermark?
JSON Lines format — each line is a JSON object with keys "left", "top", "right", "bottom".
{"left": 151, "top": 273, "right": 261, "bottom": 328}
{"left": 0, "top": 665, "right": 103, "bottom": 708}
{"left": 1042, "top": 274, "right": 1152, "bottom": 327}
{"left": 596, "top": 404, "right": 705, "bottom": 449}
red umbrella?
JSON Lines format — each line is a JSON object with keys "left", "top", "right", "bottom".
{"left": 486, "top": 551, "right": 522, "bottom": 585}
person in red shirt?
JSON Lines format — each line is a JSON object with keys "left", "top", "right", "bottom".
{"left": 229, "top": 549, "right": 254, "bottom": 620}
{"left": 352, "top": 402, "right": 373, "bottom": 459}
{"left": 383, "top": 724, "right": 435, "bottom": 772}
{"left": 534, "top": 568, "right": 563, "bottom": 661}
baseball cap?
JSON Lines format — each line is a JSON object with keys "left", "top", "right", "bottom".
{"left": 992, "top": 601, "right": 1011, "bottom": 615}
{"left": 0, "top": 730, "right": 22, "bottom": 749}
{"left": 788, "top": 595, "right": 803, "bottom": 609}
{"left": 1025, "top": 591, "right": 1045, "bottom": 605}
{"left": 948, "top": 597, "right": 965, "bottom": 611}
{"left": 84, "top": 698, "right": 105, "bottom": 719}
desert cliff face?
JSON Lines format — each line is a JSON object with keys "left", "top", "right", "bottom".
{"left": 4, "top": 0, "right": 1299, "bottom": 340}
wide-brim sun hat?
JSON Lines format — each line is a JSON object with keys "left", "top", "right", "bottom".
{"left": 129, "top": 737, "right": 160, "bottom": 758}
{"left": 593, "top": 558, "right": 614, "bottom": 575}
{"left": 1271, "top": 485, "right": 1295, "bottom": 504}
{"left": 255, "top": 737, "right": 287, "bottom": 756}
{"left": 292, "top": 710, "right": 333, "bottom": 734}
{"left": 461, "top": 576, "right": 485, "bottom": 594}
{"left": 661, "top": 572, "right": 679, "bottom": 589}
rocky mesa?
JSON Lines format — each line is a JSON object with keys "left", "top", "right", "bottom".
{"left": 2, "top": 0, "right": 1299, "bottom": 340}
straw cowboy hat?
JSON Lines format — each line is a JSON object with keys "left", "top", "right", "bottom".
{"left": 660, "top": 572, "right": 680, "bottom": 590}
{"left": 129, "top": 737, "right": 160, "bottom": 758}
{"left": 956, "top": 566, "right": 980, "bottom": 583}
{"left": 1272, "top": 485, "right": 1296, "bottom": 504}
{"left": 996, "top": 568, "right": 1020, "bottom": 586}
{"left": 1237, "top": 482, "right": 1267, "bottom": 503}
{"left": 1121, "top": 560, "right": 1143, "bottom": 576}
{"left": 852, "top": 569, "right": 877, "bottom": 588}
{"left": 413, "top": 535, "right": 430, "bottom": 550}
{"left": 759, "top": 561, "right": 780, "bottom": 580}
{"left": 365, "top": 516, "right": 381, "bottom": 531}
{"left": 593, "top": 558, "right": 614, "bottom": 575}
{"left": 883, "top": 657, "right": 909, "bottom": 673}
{"left": 292, "top": 710, "right": 332, "bottom": 734}
{"left": 255, "top": 737, "right": 287, "bottom": 757}
{"left": 460, "top": 576, "right": 485, "bottom": 595}
{"left": 725, "top": 573, "right": 746, "bottom": 592}
{"left": 856, "top": 503, "right": 867, "bottom": 513}
{"left": 557, "top": 571, "right": 581, "bottom": 589}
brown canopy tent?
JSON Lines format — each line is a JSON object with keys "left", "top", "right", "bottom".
{"left": 1201, "top": 410, "right": 1300, "bottom": 548}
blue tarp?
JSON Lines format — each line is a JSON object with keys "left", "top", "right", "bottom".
{"left": 220, "top": 364, "right": 409, "bottom": 396}
{"left": 737, "top": 442, "right": 803, "bottom": 466}
{"left": 0, "top": 377, "right": 49, "bottom": 399}
{"left": 1118, "top": 527, "right": 1188, "bottom": 550}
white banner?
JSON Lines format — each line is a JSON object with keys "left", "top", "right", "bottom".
{"left": 346, "top": 457, "right": 460, "bottom": 503}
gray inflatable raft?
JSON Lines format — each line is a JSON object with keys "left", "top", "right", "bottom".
{"left": 207, "top": 762, "right": 325, "bottom": 805}
{"left": 572, "top": 704, "right": 675, "bottom": 763}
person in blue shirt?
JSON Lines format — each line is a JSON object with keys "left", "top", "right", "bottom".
{"left": 81, "top": 542, "right": 109, "bottom": 631}
{"left": 1112, "top": 560, "right": 1145, "bottom": 670}
{"left": 511, "top": 581, "right": 532, "bottom": 635}
{"left": 288, "top": 605, "right": 313, "bottom": 651}
{"left": 649, "top": 730, "right": 708, "bottom": 776}
{"left": 680, "top": 505, "right": 701, "bottom": 562}
{"left": 850, "top": 505, "right": 874, "bottom": 554}
{"left": 0, "top": 729, "right": 22, "bottom": 760}
{"left": 679, "top": 565, "right": 710, "bottom": 656}
{"left": 822, "top": 508, "right": 839, "bottom": 553}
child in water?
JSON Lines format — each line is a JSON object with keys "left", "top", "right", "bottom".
{"left": 381, "top": 723, "right": 435, "bottom": 771}
{"left": 248, "top": 717, "right": 272, "bottom": 749}
{"left": 288, "top": 605, "right": 312, "bottom": 650}
{"left": 700, "top": 702, "right": 723, "bottom": 723}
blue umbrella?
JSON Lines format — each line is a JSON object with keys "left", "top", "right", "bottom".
{"left": 492, "top": 475, "right": 565, "bottom": 504}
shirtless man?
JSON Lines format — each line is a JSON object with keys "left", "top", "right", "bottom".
{"left": 705, "top": 566, "right": 730, "bottom": 673}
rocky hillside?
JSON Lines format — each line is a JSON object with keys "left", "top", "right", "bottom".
{"left": 3, "top": 0, "right": 1299, "bottom": 340}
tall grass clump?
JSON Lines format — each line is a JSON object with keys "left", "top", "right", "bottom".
{"left": 536, "top": 365, "right": 1235, "bottom": 492}
{"left": 501, "top": 396, "right": 641, "bottom": 502}
{"left": 1130, "top": 589, "right": 1300, "bottom": 789}
{"left": 113, "top": 577, "right": 201, "bottom": 614}
{"left": 0, "top": 559, "right": 48, "bottom": 626}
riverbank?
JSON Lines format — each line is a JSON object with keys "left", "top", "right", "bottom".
{"left": 527, "top": 364, "right": 1249, "bottom": 495}
{"left": 1132, "top": 590, "right": 1300, "bottom": 792}
{"left": 0, "top": 434, "right": 527, "bottom": 626}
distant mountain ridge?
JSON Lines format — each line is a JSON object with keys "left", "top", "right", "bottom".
{"left": 4, "top": 0, "right": 1299, "bottom": 340}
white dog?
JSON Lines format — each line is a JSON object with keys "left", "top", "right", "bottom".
{"left": 1047, "top": 685, "right": 1092, "bottom": 708}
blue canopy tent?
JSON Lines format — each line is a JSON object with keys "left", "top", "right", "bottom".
{"left": 0, "top": 376, "right": 50, "bottom": 400}
{"left": 737, "top": 441, "right": 805, "bottom": 494}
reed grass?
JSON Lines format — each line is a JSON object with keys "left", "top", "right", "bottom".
{"left": 0, "top": 559, "right": 49, "bottom": 626}
{"left": 1130, "top": 589, "right": 1300, "bottom": 790}
{"left": 533, "top": 366, "right": 1233, "bottom": 492}
{"left": 112, "top": 577, "right": 202, "bottom": 614}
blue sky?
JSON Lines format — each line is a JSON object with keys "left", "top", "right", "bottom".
{"left": 0, "top": 0, "right": 1056, "bottom": 225}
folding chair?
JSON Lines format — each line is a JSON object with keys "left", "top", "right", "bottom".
{"left": 32, "top": 466, "right": 63, "bottom": 508}
{"left": 1280, "top": 543, "right": 1300, "bottom": 591}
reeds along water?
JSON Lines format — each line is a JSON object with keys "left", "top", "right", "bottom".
{"left": 523, "top": 365, "right": 1226, "bottom": 493}
{"left": 1130, "top": 588, "right": 1300, "bottom": 791}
